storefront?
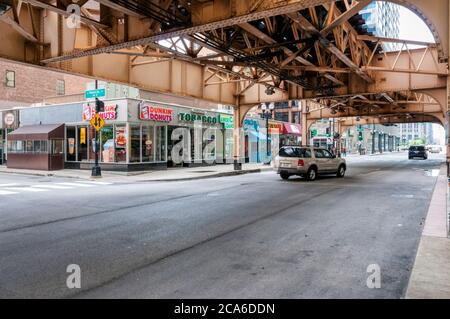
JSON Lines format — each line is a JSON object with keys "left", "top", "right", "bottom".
{"left": 5, "top": 98, "right": 235, "bottom": 171}
{"left": 244, "top": 118, "right": 266, "bottom": 163}
{"left": 6, "top": 124, "right": 65, "bottom": 170}
{"left": 280, "top": 123, "right": 302, "bottom": 146}
{"left": 166, "top": 109, "right": 231, "bottom": 167}
{"left": 3, "top": 98, "right": 303, "bottom": 171}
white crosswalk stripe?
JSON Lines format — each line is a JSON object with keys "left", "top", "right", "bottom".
{"left": 75, "top": 181, "right": 112, "bottom": 185}
{"left": 0, "top": 180, "right": 114, "bottom": 197}
{"left": 0, "top": 190, "right": 19, "bottom": 195}
{"left": 3, "top": 187, "right": 49, "bottom": 192}
{"left": 32, "top": 185, "right": 73, "bottom": 190}
{"left": 55, "top": 182, "right": 95, "bottom": 187}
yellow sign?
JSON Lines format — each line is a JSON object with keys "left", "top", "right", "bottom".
{"left": 80, "top": 127, "right": 86, "bottom": 144}
{"left": 90, "top": 113, "right": 105, "bottom": 131}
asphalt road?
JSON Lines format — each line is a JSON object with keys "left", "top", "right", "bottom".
{"left": 0, "top": 152, "right": 444, "bottom": 298}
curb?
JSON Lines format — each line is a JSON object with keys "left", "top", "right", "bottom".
{"left": 138, "top": 167, "right": 272, "bottom": 182}
{"left": 0, "top": 169, "right": 86, "bottom": 180}
{"left": 0, "top": 167, "right": 273, "bottom": 182}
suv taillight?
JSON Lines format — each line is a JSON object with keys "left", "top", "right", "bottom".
{"left": 298, "top": 159, "right": 305, "bottom": 167}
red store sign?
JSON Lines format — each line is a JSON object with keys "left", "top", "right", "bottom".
{"left": 83, "top": 103, "right": 118, "bottom": 121}
{"left": 140, "top": 104, "right": 173, "bottom": 122}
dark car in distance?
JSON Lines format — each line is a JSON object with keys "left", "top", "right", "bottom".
{"left": 408, "top": 145, "right": 428, "bottom": 160}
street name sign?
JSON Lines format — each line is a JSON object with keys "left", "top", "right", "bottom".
{"left": 85, "top": 88, "right": 106, "bottom": 99}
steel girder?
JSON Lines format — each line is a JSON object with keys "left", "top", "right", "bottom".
{"left": 0, "top": 0, "right": 448, "bottom": 120}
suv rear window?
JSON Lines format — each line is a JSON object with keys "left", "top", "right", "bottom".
{"left": 409, "top": 146, "right": 425, "bottom": 151}
{"left": 279, "top": 147, "right": 311, "bottom": 158}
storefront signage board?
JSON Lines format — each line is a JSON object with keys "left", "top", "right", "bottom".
{"left": 140, "top": 104, "right": 174, "bottom": 122}
{"left": 83, "top": 103, "right": 117, "bottom": 121}
{"left": 179, "top": 112, "right": 219, "bottom": 124}
{"left": 219, "top": 114, "right": 234, "bottom": 129}
{"left": 268, "top": 122, "right": 283, "bottom": 134}
{"left": 2, "top": 111, "right": 19, "bottom": 129}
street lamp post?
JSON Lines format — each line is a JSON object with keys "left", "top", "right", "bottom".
{"left": 261, "top": 102, "right": 275, "bottom": 164}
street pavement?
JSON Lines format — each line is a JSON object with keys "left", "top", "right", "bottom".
{"left": 0, "top": 152, "right": 444, "bottom": 298}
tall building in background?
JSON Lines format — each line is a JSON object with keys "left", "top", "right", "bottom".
{"left": 399, "top": 123, "right": 433, "bottom": 145}
{"left": 360, "top": 1, "right": 400, "bottom": 51}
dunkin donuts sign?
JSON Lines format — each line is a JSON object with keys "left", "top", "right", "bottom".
{"left": 139, "top": 104, "right": 173, "bottom": 122}
{"left": 82, "top": 103, "right": 117, "bottom": 121}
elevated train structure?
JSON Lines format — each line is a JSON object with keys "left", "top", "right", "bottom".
{"left": 0, "top": 0, "right": 448, "bottom": 168}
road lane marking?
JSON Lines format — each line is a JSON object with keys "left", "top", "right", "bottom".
{"left": 0, "top": 184, "right": 20, "bottom": 187}
{"left": 0, "top": 190, "right": 18, "bottom": 195}
{"left": 3, "top": 187, "right": 48, "bottom": 192}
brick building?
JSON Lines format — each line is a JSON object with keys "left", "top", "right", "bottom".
{"left": 0, "top": 59, "right": 90, "bottom": 109}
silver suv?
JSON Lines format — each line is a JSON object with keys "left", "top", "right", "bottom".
{"left": 274, "top": 146, "right": 346, "bottom": 181}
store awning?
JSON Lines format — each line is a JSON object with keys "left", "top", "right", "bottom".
{"left": 8, "top": 124, "right": 65, "bottom": 140}
{"left": 282, "top": 123, "right": 302, "bottom": 136}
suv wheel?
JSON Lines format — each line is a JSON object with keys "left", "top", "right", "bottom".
{"left": 280, "top": 172, "right": 290, "bottom": 180}
{"left": 306, "top": 167, "right": 317, "bottom": 181}
{"left": 337, "top": 165, "right": 346, "bottom": 178}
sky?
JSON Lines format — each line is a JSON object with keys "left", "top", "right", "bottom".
{"left": 397, "top": 5, "right": 445, "bottom": 145}
{"left": 398, "top": 6, "right": 434, "bottom": 43}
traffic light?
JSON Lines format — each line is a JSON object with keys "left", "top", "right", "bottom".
{"left": 95, "top": 98, "right": 105, "bottom": 113}
{"left": 358, "top": 131, "right": 363, "bottom": 141}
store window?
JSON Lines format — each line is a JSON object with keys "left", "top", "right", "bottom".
{"left": 89, "top": 126, "right": 96, "bottom": 160}
{"left": 66, "top": 126, "right": 76, "bottom": 161}
{"left": 101, "top": 126, "right": 114, "bottom": 163}
{"left": 34, "top": 140, "right": 42, "bottom": 153}
{"left": 155, "top": 126, "right": 166, "bottom": 162}
{"left": 115, "top": 125, "right": 127, "bottom": 163}
{"left": 78, "top": 126, "right": 88, "bottom": 161}
{"left": 142, "top": 126, "right": 154, "bottom": 162}
{"left": 7, "top": 140, "right": 48, "bottom": 153}
{"left": 130, "top": 125, "right": 141, "bottom": 163}
{"left": 56, "top": 80, "right": 65, "bottom": 96}
{"left": 52, "top": 140, "right": 64, "bottom": 155}
{"left": 5, "top": 70, "right": 15, "bottom": 88}
{"left": 26, "top": 140, "right": 33, "bottom": 153}
{"left": 275, "top": 112, "right": 289, "bottom": 122}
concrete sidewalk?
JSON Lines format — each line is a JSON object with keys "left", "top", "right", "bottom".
{"left": 0, "top": 163, "right": 272, "bottom": 182}
{"left": 405, "top": 166, "right": 450, "bottom": 299}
